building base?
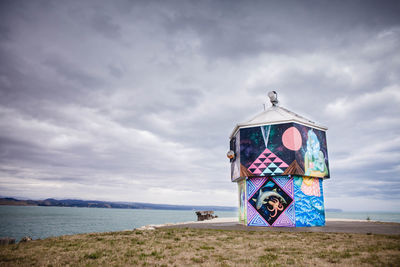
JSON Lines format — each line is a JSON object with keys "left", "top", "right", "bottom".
{"left": 238, "top": 176, "right": 325, "bottom": 227}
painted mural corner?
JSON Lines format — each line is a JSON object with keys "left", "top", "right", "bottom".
{"left": 246, "top": 177, "right": 295, "bottom": 227}
{"left": 238, "top": 180, "right": 247, "bottom": 225}
{"left": 230, "top": 131, "right": 241, "bottom": 181}
{"left": 302, "top": 127, "right": 329, "bottom": 178}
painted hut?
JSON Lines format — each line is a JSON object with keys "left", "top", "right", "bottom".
{"left": 228, "top": 92, "right": 329, "bottom": 227}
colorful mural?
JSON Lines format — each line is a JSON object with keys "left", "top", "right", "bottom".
{"left": 231, "top": 131, "right": 241, "bottom": 181}
{"left": 303, "top": 130, "right": 328, "bottom": 177}
{"left": 239, "top": 123, "right": 329, "bottom": 179}
{"left": 294, "top": 176, "right": 325, "bottom": 226}
{"left": 230, "top": 104, "right": 329, "bottom": 227}
{"left": 246, "top": 177, "right": 295, "bottom": 227}
{"left": 238, "top": 179, "right": 247, "bottom": 225}
{"left": 242, "top": 176, "right": 325, "bottom": 227}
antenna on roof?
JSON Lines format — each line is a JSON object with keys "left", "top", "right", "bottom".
{"left": 268, "top": 91, "right": 278, "bottom": 106}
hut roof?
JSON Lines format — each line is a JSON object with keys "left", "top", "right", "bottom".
{"left": 230, "top": 105, "right": 327, "bottom": 139}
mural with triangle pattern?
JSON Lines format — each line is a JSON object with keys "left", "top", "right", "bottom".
{"left": 247, "top": 177, "right": 295, "bottom": 227}
{"left": 244, "top": 176, "right": 324, "bottom": 227}
{"left": 239, "top": 123, "right": 329, "bottom": 179}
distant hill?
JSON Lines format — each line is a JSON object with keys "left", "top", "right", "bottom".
{"left": 0, "top": 197, "right": 237, "bottom": 211}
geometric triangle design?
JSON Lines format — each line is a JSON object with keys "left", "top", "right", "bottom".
{"left": 254, "top": 159, "right": 262, "bottom": 164}
{"left": 272, "top": 201, "right": 295, "bottom": 227}
{"left": 272, "top": 176, "right": 294, "bottom": 198}
{"left": 273, "top": 176, "right": 290, "bottom": 188}
{"left": 272, "top": 210, "right": 295, "bottom": 227}
{"left": 285, "top": 203, "right": 295, "bottom": 223}
{"left": 246, "top": 180, "right": 257, "bottom": 200}
{"left": 279, "top": 161, "right": 289, "bottom": 168}
{"left": 248, "top": 148, "right": 289, "bottom": 177}
{"left": 247, "top": 177, "right": 294, "bottom": 227}
{"left": 282, "top": 179, "right": 294, "bottom": 198}
{"left": 258, "top": 163, "right": 267, "bottom": 169}
{"left": 251, "top": 177, "right": 268, "bottom": 189}
{"left": 247, "top": 201, "right": 257, "bottom": 222}
{"left": 248, "top": 211, "right": 270, "bottom": 227}
{"left": 253, "top": 168, "right": 262, "bottom": 175}
{"left": 268, "top": 162, "right": 277, "bottom": 168}
{"left": 262, "top": 168, "right": 273, "bottom": 175}
{"left": 247, "top": 177, "right": 267, "bottom": 199}
{"left": 263, "top": 158, "right": 272, "bottom": 163}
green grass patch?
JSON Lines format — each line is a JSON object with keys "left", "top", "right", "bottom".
{"left": 258, "top": 252, "right": 278, "bottom": 262}
{"left": 0, "top": 228, "right": 399, "bottom": 266}
{"left": 84, "top": 251, "right": 102, "bottom": 259}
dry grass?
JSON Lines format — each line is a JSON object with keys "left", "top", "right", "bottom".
{"left": 0, "top": 228, "right": 399, "bottom": 266}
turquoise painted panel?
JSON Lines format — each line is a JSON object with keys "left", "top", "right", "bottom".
{"left": 294, "top": 176, "right": 325, "bottom": 226}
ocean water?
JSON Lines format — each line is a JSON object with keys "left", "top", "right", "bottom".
{"left": 326, "top": 211, "right": 400, "bottom": 223}
{"left": 1, "top": 206, "right": 399, "bottom": 242}
{"left": 0, "top": 206, "right": 236, "bottom": 241}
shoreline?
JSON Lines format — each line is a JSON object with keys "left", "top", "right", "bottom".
{"left": 136, "top": 217, "right": 237, "bottom": 230}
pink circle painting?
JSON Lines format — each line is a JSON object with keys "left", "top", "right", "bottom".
{"left": 282, "top": 127, "right": 302, "bottom": 151}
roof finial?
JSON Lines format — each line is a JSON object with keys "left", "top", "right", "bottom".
{"left": 268, "top": 91, "right": 278, "bottom": 106}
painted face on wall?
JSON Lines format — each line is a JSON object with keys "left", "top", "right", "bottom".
{"left": 304, "top": 130, "right": 328, "bottom": 176}
{"left": 307, "top": 130, "right": 320, "bottom": 158}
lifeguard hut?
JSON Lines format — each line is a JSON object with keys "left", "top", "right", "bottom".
{"left": 228, "top": 92, "right": 329, "bottom": 227}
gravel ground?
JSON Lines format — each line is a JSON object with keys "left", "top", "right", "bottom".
{"left": 161, "top": 218, "right": 400, "bottom": 235}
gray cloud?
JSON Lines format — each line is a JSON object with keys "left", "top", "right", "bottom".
{"left": 91, "top": 13, "right": 122, "bottom": 40}
{"left": 0, "top": 0, "right": 399, "bottom": 210}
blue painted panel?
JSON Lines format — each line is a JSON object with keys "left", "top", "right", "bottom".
{"left": 294, "top": 176, "right": 325, "bottom": 227}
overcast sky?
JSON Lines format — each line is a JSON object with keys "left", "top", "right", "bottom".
{"left": 0, "top": 0, "right": 399, "bottom": 211}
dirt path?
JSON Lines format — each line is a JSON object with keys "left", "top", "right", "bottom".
{"left": 162, "top": 219, "right": 400, "bottom": 235}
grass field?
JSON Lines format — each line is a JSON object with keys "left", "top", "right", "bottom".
{"left": 1, "top": 228, "right": 399, "bottom": 266}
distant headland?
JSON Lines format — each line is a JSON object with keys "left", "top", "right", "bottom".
{"left": 0, "top": 197, "right": 236, "bottom": 211}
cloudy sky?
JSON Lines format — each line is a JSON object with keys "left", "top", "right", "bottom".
{"left": 0, "top": 0, "right": 399, "bottom": 211}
